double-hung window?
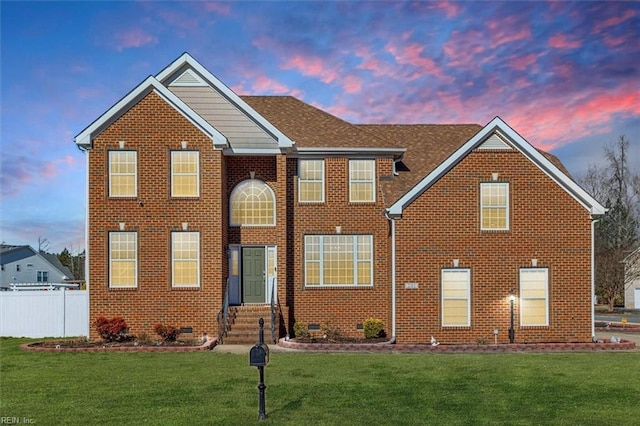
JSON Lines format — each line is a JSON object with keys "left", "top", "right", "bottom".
{"left": 37, "top": 271, "right": 49, "bottom": 282}
{"left": 298, "top": 159, "right": 324, "bottom": 203}
{"left": 172, "top": 232, "right": 200, "bottom": 288}
{"left": 480, "top": 182, "right": 509, "bottom": 230}
{"left": 109, "top": 151, "right": 137, "bottom": 197}
{"left": 171, "top": 151, "right": 199, "bottom": 197}
{"left": 305, "top": 235, "right": 373, "bottom": 287}
{"left": 441, "top": 269, "right": 471, "bottom": 326}
{"left": 519, "top": 268, "right": 549, "bottom": 326}
{"left": 109, "top": 232, "right": 137, "bottom": 288}
{"left": 349, "top": 160, "right": 375, "bottom": 202}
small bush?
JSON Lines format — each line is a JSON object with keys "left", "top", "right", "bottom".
{"left": 136, "top": 332, "right": 153, "bottom": 346}
{"left": 363, "top": 318, "right": 385, "bottom": 339}
{"left": 154, "top": 324, "right": 182, "bottom": 343}
{"left": 94, "top": 316, "right": 131, "bottom": 343}
{"left": 293, "top": 322, "right": 309, "bottom": 339}
{"left": 321, "top": 321, "right": 341, "bottom": 342}
{"left": 476, "top": 335, "right": 489, "bottom": 345}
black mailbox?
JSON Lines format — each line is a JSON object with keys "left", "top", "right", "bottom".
{"left": 249, "top": 343, "right": 269, "bottom": 367}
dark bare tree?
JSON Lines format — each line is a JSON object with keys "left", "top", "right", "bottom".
{"left": 38, "top": 236, "right": 50, "bottom": 253}
{"left": 581, "top": 136, "right": 639, "bottom": 310}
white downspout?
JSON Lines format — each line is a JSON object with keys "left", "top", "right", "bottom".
{"left": 591, "top": 217, "right": 599, "bottom": 341}
{"left": 385, "top": 211, "right": 397, "bottom": 343}
{"left": 84, "top": 148, "right": 90, "bottom": 340}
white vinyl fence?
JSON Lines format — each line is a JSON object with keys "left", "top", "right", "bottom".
{"left": 0, "top": 289, "right": 88, "bottom": 338}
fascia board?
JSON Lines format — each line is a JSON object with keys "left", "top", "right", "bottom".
{"left": 156, "top": 53, "right": 294, "bottom": 148}
{"left": 295, "top": 147, "right": 406, "bottom": 158}
{"left": 223, "top": 148, "right": 283, "bottom": 155}
{"left": 493, "top": 118, "right": 607, "bottom": 215}
{"left": 387, "top": 116, "right": 606, "bottom": 216}
{"left": 74, "top": 76, "right": 227, "bottom": 148}
{"left": 386, "top": 122, "right": 489, "bottom": 216}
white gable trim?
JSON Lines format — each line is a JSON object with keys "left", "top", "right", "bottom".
{"left": 156, "top": 53, "right": 294, "bottom": 149}
{"left": 74, "top": 76, "right": 227, "bottom": 148}
{"left": 387, "top": 117, "right": 606, "bottom": 217}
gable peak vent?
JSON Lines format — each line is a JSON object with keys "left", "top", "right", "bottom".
{"left": 478, "top": 132, "right": 512, "bottom": 150}
{"left": 169, "top": 69, "right": 207, "bottom": 87}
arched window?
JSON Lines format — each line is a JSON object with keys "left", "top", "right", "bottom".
{"left": 230, "top": 179, "right": 276, "bottom": 226}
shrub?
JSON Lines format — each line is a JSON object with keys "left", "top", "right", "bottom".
{"left": 94, "top": 316, "right": 131, "bottom": 343}
{"left": 136, "top": 332, "right": 153, "bottom": 346}
{"left": 154, "top": 324, "right": 182, "bottom": 343}
{"left": 363, "top": 318, "right": 385, "bottom": 339}
{"left": 321, "top": 321, "right": 342, "bottom": 342}
{"left": 293, "top": 322, "right": 309, "bottom": 339}
{"left": 476, "top": 335, "right": 489, "bottom": 345}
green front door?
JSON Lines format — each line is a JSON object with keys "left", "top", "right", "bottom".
{"left": 242, "top": 247, "right": 265, "bottom": 303}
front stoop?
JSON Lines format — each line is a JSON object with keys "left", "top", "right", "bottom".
{"left": 222, "top": 305, "right": 276, "bottom": 344}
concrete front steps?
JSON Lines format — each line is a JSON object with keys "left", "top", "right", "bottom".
{"left": 222, "top": 305, "right": 276, "bottom": 344}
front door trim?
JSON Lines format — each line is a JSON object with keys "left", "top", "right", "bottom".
{"left": 228, "top": 244, "right": 277, "bottom": 305}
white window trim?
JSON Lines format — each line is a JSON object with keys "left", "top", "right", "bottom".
{"left": 519, "top": 268, "right": 549, "bottom": 326}
{"left": 109, "top": 231, "right": 138, "bottom": 288}
{"left": 480, "top": 182, "right": 509, "bottom": 231}
{"left": 171, "top": 231, "right": 200, "bottom": 288}
{"left": 171, "top": 151, "right": 200, "bottom": 197}
{"left": 37, "top": 271, "right": 49, "bottom": 282}
{"left": 229, "top": 179, "right": 276, "bottom": 227}
{"left": 298, "top": 159, "right": 325, "bottom": 203}
{"left": 441, "top": 268, "right": 471, "bottom": 327}
{"left": 108, "top": 150, "right": 137, "bottom": 198}
{"left": 304, "top": 235, "right": 373, "bottom": 287}
{"left": 349, "top": 159, "right": 376, "bottom": 203}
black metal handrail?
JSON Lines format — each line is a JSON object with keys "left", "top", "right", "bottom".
{"left": 217, "top": 278, "right": 230, "bottom": 344}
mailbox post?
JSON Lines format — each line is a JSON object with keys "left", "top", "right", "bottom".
{"left": 249, "top": 318, "right": 269, "bottom": 420}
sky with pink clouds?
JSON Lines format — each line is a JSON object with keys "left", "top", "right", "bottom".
{"left": 1, "top": 1, "right": 639, "bottom": 253}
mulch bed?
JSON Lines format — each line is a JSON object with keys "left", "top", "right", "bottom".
{"left": 22, "top": 338, "right": 217, "bottom": 352}
{"left": 279, "top": 338, "right": 636, "bottom": 353}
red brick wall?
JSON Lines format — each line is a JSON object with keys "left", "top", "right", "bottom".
{"left": 394, "top": 149, "right": 593, "bottom": 344}
{"left": 287, "top": 157, "right": 393, "bottom": 338}
{"left": 87, "top": 92, "right": 223, "bottom": 340}
{"left": 224, "top": 155, "right": 289, "bottom": 329}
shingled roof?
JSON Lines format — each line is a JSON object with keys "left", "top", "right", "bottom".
{"left": 242, "top": 96, "right": 398, "bottom": 149}
{"left": 242, "top": 95, "right": 572, "bottom": 206}
{"left": 358, "top": 124, "right": 483, "bottom": 204}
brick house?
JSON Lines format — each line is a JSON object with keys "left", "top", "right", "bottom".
{"left": 75, "top": 53, "right": 606, "bottom": 344}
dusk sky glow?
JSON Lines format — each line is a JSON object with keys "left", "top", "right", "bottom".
{"left": 1, "top": 1, "right": 638, "bottom": 253}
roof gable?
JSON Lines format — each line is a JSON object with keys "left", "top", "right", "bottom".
{"left": 74, "top": 76, "right": 227, "bottom": 148}
{"left": 0, "top": 245, "right": 74, "bottom": 279}
{"left": 156, "top": 53, "right": 294, "bottom": 153}
{"left": 387, "top": 117, "right": 607, "bottom": 217}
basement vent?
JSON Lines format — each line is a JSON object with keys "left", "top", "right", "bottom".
{"left": 478, "top": 132, "right": 512, "bottom": 150}
{"left": 169, "top": 69, "right": 206, "bottom": 87}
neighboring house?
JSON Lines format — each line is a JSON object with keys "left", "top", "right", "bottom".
{"left": 74, "top": 53, "right": 606, "bottom": 344}
{"left": 624, "top": 246, "right": 640, "bottom": 309}
{"left": 0, "top": 244, "right": 74, "bottom": 289}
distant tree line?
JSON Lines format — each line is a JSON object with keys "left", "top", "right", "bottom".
{"left": 58, "top": 247, "right": 86, "bottom": 281}
{"left": 580, "top": 136, "right": 639, "bottom": 310}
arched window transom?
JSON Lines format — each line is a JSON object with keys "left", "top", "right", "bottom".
{"left": 230, "top": 179, "right": 276, "bottom": 226}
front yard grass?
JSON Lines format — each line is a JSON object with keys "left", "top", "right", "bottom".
{"left": 1, "top": 338, "right": 639, "bottom": 425}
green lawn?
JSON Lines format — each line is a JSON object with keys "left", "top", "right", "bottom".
{"left": 1, "top": 338, "right": 639, "bottom": 425}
